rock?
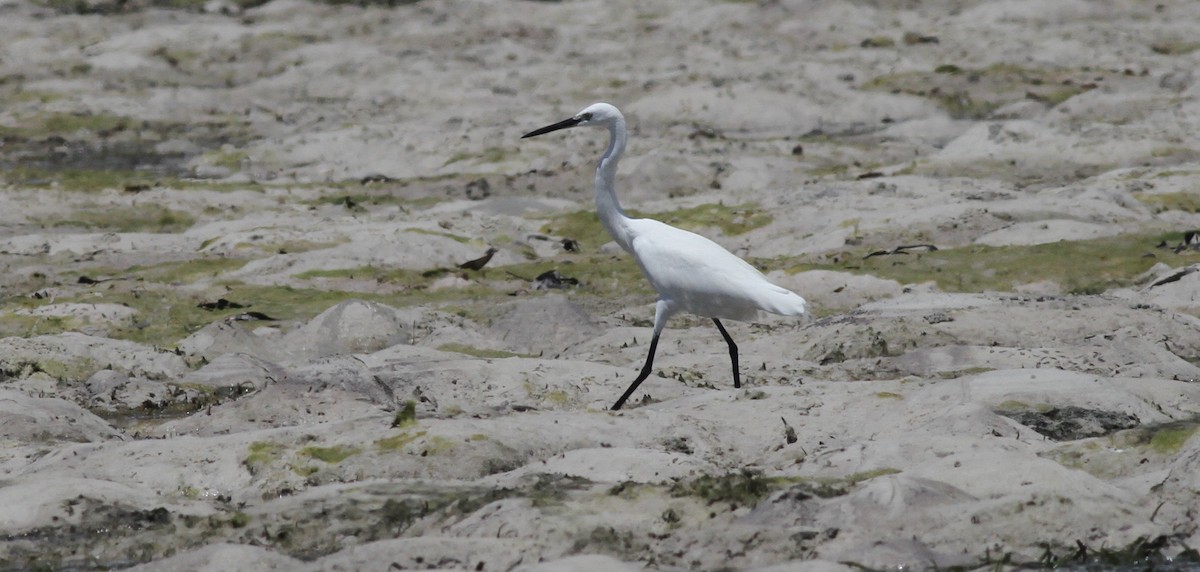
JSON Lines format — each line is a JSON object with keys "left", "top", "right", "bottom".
{"left": 316, "top": 538, "right": 531, "bottom": 572}
{"left": 10, "top": 302, "right": 137, "bottom": 330}
{"left": 123, "top": 543, "right": 300, "bottom": 572}
{"left": 282, "top": 300, "right": 410, "bottom": 359}
{"left": 0, "top": 333, "right": 187, "bottom": 382}
{"left": 177, "top": 320, "right": 288, "bottom": 365}
{"left": 488, "top": 294, "right": 599, "bottom": 356}
{"left": 517, "top": 554, "right": 644, "bottom": 572}
{"left": 179, "top": 353, "right": 284, "bottom": 391}
{"left": 1139, "top": 263, "right": 1200, "bottom": 314}
{"left": 0, "top": 388, "right": 122, "bottom": 444}
{"left": 83, "top": 369, "right": 170, "bottom": 414}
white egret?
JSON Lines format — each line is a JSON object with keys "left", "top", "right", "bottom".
{"left": 522, "top": 103, "right": 807, "bottom": 410}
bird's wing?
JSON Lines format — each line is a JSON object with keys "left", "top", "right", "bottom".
{"left": 628, "top": 219, "right": 806, "bottom": 319}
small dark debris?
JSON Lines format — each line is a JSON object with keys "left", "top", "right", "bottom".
{"left": 791, "top": 144, "right": 804, "bottom": 156}
{"left": 561, "top": 238, "right": 580, "bottom": 252}
{"left": 1149, "top": 267, "right": 1197, "bottom": 288}
{"left": 856, "top": 171, "right": 884, "bottom": 180}
{"left": 360, "top": 174, "right": 394, "bottom": 185}
{"left": 663, "top": 436, "right": 693, "bottom": 455}
{"left": 863, "top": 244, "right": 939, "bottom": 259}
{"left": 458, "top": 247, "right": 498, "bottom": 271}
{"left": 123, "top": 183, "right": 153, "bottom": 193}
{"left": 229, "top": 311, "right": 277, "bottom": 322}
{"left": 782, "top": 417, "right": 798, "bottom": 444}
{"left": 903, "top": 32, "right": 939, "bottom": 44}
{"left": 77, "top": 276, "right": 105, "bottom": 284}
{"left": 465, "top": 178, "right": 491, "bottom": 200}
{"left": 198, "top": 298, "right": 247, "bottom": 311}
{"left": 924, "top": 312, "right": 954, "bottom": 324}
{"left": 534, "top": 269, "right": 579, "bottom": 290}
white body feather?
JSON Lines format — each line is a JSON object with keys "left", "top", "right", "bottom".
{"left": 625, "top": 217, "right": 807, "bottom": 321}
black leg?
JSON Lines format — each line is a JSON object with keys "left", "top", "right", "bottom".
{"left": 611, "top": 333, "right": 660, "bottom": 411}
{"left": 713, "top": 319, "right": 740, "bottom": 388}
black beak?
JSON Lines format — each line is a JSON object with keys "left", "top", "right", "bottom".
{"left": 522, "top": 116, "right": 582, "bottom": 138}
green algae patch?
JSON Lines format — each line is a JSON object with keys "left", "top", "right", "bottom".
{"left": 539, "top": 209, "right": 622, "bottom": 250}
{"left": 863, "top": 64, "right": 1107, "bottom": 119}
{"left": 1134, "top": 191, "right": 1200, "bottom": 214}
{"left": 996, "top": 400, "right": 1029, "bottom": 411}
{"left": 0, "top": 357, "right": 98, "bottom": 383}
{"left": 501, "top": 257, "right": 652, "bottom": 299}
{"left": 404, "top": 228, "right": 473, "bottom": 244}
{"left": 670, "top": 469, "right": 776, "bottom": 507}
{"left": 423, "top": 435, "right": 458, "bottom": 455}
{"left": 20, "top": 258, "right": 249, "bottom": 344}
{"left": 1150, "top": 39, "right": 1200, "bottom": 55}
{"left": 436, "top": 343, "right": 522, "bottom": 359}
{"left": 994, "top": 400, "right": 1055, "bottom": 413}
{"left": 392, "top": 400, "right": 418, "bottom": 429}
{"left": 668, "top": 468, "right": 902, "bottom": 508}
{"left": 544, "top": 389, "right": 571, "bottom": 405}
{"left": 1148, "top": 423, "right": 1200, "bottom": 455}
{"left": 301, "top": 445, "right": 362, "bottom": 464}
{"left": 244, "top": 441, "right": 287, "bottom": 475}
{"left": 229, "top": 512, "right": 252, "bottom": 528}
{"left": 0, "top": 111, "right": 132, "bottom": 139}
{"left": 35, "top": 204, "right": 195, "bottom": 233}
{"left": 200, "top": 149, "right": 248, "bottom": 171}
{"left": 294, "top": 265, "right": 427, "bottom": 283}
{"left": 658, "top": 203, "right": 772, "bottom": 236}
{"left": 5, "top": 167, "right": 158, "bottom": 193}
{"left": 376, "top": 430, "right": 426, "bottom": 452}
{"left": 784, "top": 231, "right": 1192, "bottom": 294}
{"left": 442, "top": 146, "right": 511, "bottom": 167}
{"left": 541, "top": 202, "right": 769, "bottom": 248}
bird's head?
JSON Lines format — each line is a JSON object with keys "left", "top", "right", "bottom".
{"left": 522, "top": 103, "right": 622, "bottom": 138}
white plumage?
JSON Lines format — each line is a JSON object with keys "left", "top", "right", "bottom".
{"left": 522, "top": 102, "right": 807, "bottom": 410}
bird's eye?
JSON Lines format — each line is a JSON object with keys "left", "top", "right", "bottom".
{"left": 580, "top": 112, "right": 593, "bottom": 121}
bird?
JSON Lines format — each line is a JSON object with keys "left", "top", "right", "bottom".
{"left": 457, "top": 247, "right": 498, "bottom": 271}
{"left": 522, "top": 103, "right": 807, "bottom": 410}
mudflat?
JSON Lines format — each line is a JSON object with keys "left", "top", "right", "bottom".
{"left": 2, "top": 0, "right": 1200, "bottom": 569}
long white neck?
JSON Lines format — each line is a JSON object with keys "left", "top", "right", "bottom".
{"left": 595, "top": 116, "right": 635, "bottom": 253}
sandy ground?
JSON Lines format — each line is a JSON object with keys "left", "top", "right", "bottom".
{"left": 2, "top": 0, "right": 1200, "bottom": 569}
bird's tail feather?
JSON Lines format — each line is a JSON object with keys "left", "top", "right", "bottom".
{"left": 761, "top": 289, "right": 807, "bottom": 316}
